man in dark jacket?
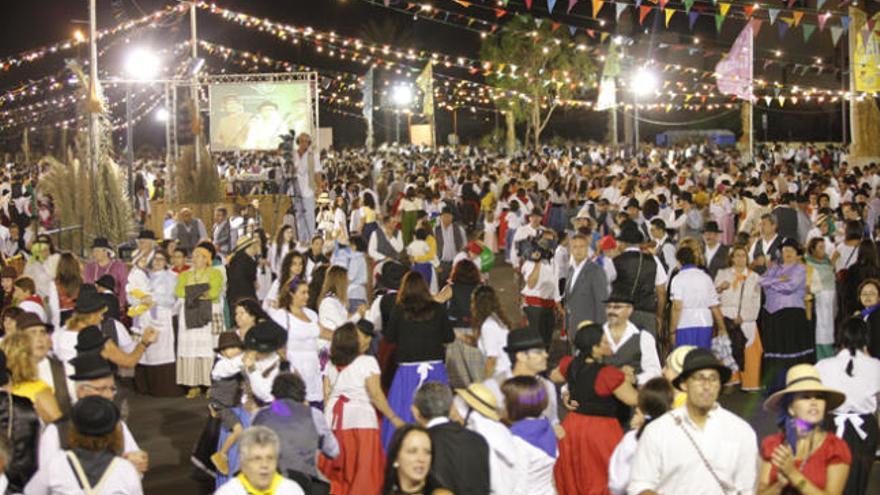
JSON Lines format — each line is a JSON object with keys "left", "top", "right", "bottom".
{"left": 0, "top": 349, "right": 40, "bottom": 492}
{"left": 413, "top": 382, "right": 489, "bottom": 495}
{"left": 226, "top": 235, "right": 260, "bottom": 306}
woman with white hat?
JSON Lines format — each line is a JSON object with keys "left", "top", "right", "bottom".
{"left": 758, "top": 364, "right": 851, "bottom": 495}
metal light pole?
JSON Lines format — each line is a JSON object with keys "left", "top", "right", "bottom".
{"left": 88, "top": 0, "right": 99, "bottom": 173}
{"left": 395, "top": 111, "right": 400, "bottom": 144}
{"left": 126, "top": 85, "right": 134, "bottom": 204}
{"left": 190, "top": 1, "right": 201, "bottom": 169}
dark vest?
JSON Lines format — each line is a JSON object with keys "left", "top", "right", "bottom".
{"left": 604, "top": 331, "right": 643, "bottom": 375}
{"left": 751, "top": 236, "right": 782, "bottom": 275}
{"left": 434, "top": 223, "right": 465, "bottom": 261}
{"left": 612, "top": 251, "right": 658, "bottom": 312}
{"left": 253, "top": 399, "right": 321, "bottom": 478}
{"left": 774, "top": 207, "right": 799, "bottom": 241}
{"left": 567, "top": 361, "right": 618, "bottom": 417}
{"left": 372, "top": 228, "right": 400, "bottom": 259}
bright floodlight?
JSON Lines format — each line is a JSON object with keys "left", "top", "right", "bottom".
{"left": 125, "top": 48, "right": 161, "bottom": 81}
{"left": 155, "top": 108, "right": 169, "bottom": 123}
{"left": 391, "top": 84, "right": 413, "bottom": 107}
{"left": 631, "top": 68, "right": 659, "bottom": 97}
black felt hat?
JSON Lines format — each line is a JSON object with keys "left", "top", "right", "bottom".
{"left": 672, "top": 347, "right": 731, "bottom": 390}
{"left": 75, "top": 289, "right": 108, "bottom": 314}
{"left": 504, "top": 328, "right": 545, "bottom": 353}
{"left": 245, "top": 320, "right": 287, "bottom": 353}
{"left": 75, "top": 326, "right": 108, "bottom": 353}
{"left": 72, "top": 396, "right": 120, "bottom": 437}
{"left": 69, "top": 353, "right": 114, "bottom": 381}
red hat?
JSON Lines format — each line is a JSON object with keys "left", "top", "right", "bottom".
{"left": 599, "top": 235, "right": 617, "bottom": 251}
{"left": 466, "top": 241, "right": 483, "bottom": 256}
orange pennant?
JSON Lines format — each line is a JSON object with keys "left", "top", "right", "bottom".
{"left": 792, "top": 11, "right": 803, "bottom": 27}
{"left": 639, "top": 5, "right": 652, "bottom": 25}
{"left": 592, "top": 0, "right": 605, "bottom": 18}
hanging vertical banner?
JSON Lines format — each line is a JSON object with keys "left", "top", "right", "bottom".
{"left": 854, "top": 13, "right": 880, "bottom": 92}
{"left": 596, "top": 76, "right": 617, "bottom": 110}
{"left": 417, "top": 62, "right": 435, "bottom": 118}
{"left": 715, "top": 19, "right": 755, "bottom": 101}
{"left": 362, "top": 67, "right": 374, "bottom": 149}
{"left": 603, "top": 42, "right": 621, "bottom": 77}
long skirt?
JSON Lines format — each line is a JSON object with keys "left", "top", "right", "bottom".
{"left": 833, "top": 413, "right": 879, "bottom": 495}
{"left": 760, "top": 307, "right": 814, "bottom": 394}
{"left": 814, "top": 290, "right": 836, "bottom": 354}
{"left": 400, "top": 210, "right": 419, "bottom": 246}
{"left": 381, "top": 361, "right": 449, "bottom": 450}
{"left": 740, "top": 328, "right": 763, "bottom": 391}
{"left": 319, "top": 428, "right": 385, "bottom": 495}
{"left": 554, "top": 412, "right": 622, "bottom": 495}
{"left": 134, "top": 363, "right": 183, "bottom": 397}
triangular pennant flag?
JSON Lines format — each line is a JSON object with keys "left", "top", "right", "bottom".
{"left": 777, "top": 20, "right": 789, "bottom": 40}
{"left": 689, "top": 11, "right": 699, "bottom": 30}
{"left": 453, "top": 0, "right": 472, "bottom": 7}
{"left": 778, "top": 96, "right": 785, "bottom": 107}
{"left": 660, "top": 0, "right": 668, "bottom": 10}
{"left": 718, "top": 2, "right": 731, "bottom": 17}
{"left": 683, "top": 0, "right": 694, "bottom": 12}
{"left": 535, "top": 18, "right": 543, "bottom": 26}
{"left": 592, "top": 0, "right": 604, "bottom": 18}
{"left": 715, "top": 13, "right": 726, "bottom": 33}
{"left": 743, "top": 5, "right": 755, "bottom": 18}
{"left": 568, "top": 0, "right": 578, "bottom": 13}
{"left": 569, "top": 25, "right": 578, "bottom": 36}
{"left": 841, "top": 16, "right": 850, "bottom": 32}
{"left": 586, "top": 29, "right": 596, "bottom": 38}
{"left": 768, "top": 8, "right": 780, "bottom": 25}
{"left": 665, "top": 8, "right": 675, "bottom": 27}
{"left": 552, "top": 22, "right": 561, "bottom": 31}
{"left": 616, "top": 3, "right": 627, "bottom": 20}
{"left": 764, "top": 96, "right": 772, "bottom": 106}
{"left": 639, "top": 5, "right": 652, "bottom": 25}
{"left": 802, "top": 23, "right": 816, "bottom": 42}
{"left": 384, "top": 0, "right": 390, "bottom": 6}
{"left": 830, "top": 26, "right": 844, "bottom": 46}
{"left": 818, "top": 12, "right": 831, "bottom": 32}
{"left": 495, "top": 8, "right": 507, "bottom": 18}
{"left": 817, "top": 0, "right": 826, "bottom": 9}
{"left": 525, "top": 0, "right": 533, "bottom": 9}
{"left": 547, "top": 0, "right": 558, "bottom": 12}
{"left": 600, "top": 32, "right": 610, "bottom": 43}
{"left": 792, "top": 11, "right": 804, "bottom": 27}
{"left": 752, "top": 19, "right": 763, "bottom": 38}
{"left": 636, "top": 0, "right": 642, "bottom": 7}
{"left": 787, "top": 0, "right": 796, "bottom": 7}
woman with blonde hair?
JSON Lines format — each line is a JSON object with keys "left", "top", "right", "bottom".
{"left": 1, "top": 331, "right": 62, "bottom": 423}
{"left": 318, "top": 265, "right": 366, "bottom": 341}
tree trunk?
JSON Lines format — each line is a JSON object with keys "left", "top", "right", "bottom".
{"left": 504, "top": 111, "right": 516, "bottom": 156}
{"left": 532, "top": 100, "right": 541, "bottom": 149}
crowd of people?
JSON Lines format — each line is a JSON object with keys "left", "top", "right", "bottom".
{"left": 0, "top": 136, "right": 876, "bottom": 494}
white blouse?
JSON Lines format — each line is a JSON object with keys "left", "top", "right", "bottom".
{"left": 25, "top": 452, "right": 143, "bottom": 494}
{"left": 324, "top": 355, "right": 381, "bottom": 430}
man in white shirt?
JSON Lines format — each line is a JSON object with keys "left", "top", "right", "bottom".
{"left": 290, "top": 133, "right": 323, "bottom": 244}
{"left": 38, "top": 354, "right": 149, "bottom": 474}
{"left": 510, "top": 208, "right": 543, "bottom": 268}
{"left": 629, "top": 348, "right": 758, "bottom": 495}
{"left": 602, "top": 293, "right": 662, "bottom": 386}
{"left": 520, "top": 232, "right": 561, "bottom": 349}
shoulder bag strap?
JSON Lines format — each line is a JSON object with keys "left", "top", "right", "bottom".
{"left": 630, "top": 253, "right": 644, "bottom": 300}
{"left": 736, "top": 275, "right": 747, "bottom": 320}
{"left": 65, "top": 451, "right": 95, "bottom": 494}
{"left": 673, "top": 415, "right": 733, "bottom": 494}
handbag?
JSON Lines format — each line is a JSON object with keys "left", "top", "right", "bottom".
{"left": 718, "top": 275, "right": 748, "bottom": 371}
{"left": 184, "top": 283, "right": 212, "bottom": 329}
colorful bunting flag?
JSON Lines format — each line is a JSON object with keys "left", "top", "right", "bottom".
{"left": 600, "top": 32, "right": 609, "bottom": 43}
{"left": 777, "top": 20, "right": 789, "bottom": 40}
{"left": 660, "top": 0, "right": 668, "bottom": 10}
{"left": 495, "top": 8, "right": 507, "bottom": 18}
{"left": 817, "top": 0, "right": 826, "bottom": 9}
{"left": 802, "top": 23, "right": 816, "bottom": 42}
{"left": 763, "top": 96, "right": 772, "bottom": 106}
{"left": 666, "top": 9, "right": 675, "bottom": 27}
{"left": 715, "top": 19, "right": 754, "bottom": 101}
{"left": 616, "top": 3, "right": 627, "bottom": 20}
{"left": 778, "top": 96, "right": 785, "bottom": 107}
{"left": 792, "top": 11, "right": 804, "bottom": 27}
{"left": 547, "top": 0, "right": 557, "bottom": 12}
{"left": 569, "top": 25, "right": 578, "bottom": 36}
{"left": 743, "top": 5, "right": 755, "bottom": 19}
{"left": 552, "top": 22, "right": 561, "bottom": 31}
{"left": 525, "top": 0, "right": 533, "bottom": 9}
{"left": 768, "top": 9, "right": 780, "bottom": 25}
{"left": 453, "top": 0, "right": 472, "bottom": 7}
{"left": 639, "top": 5, "right": 652, "bottom": 25}
{"left": 592, "top": 0, "right": 604, "bottom": 18}
{"left": 818, "top": 12, "right": 831, "bottom": 32}
{"left": 718, "top": 3, "right": 731, "bottom": 17}
{"left": 830, "top": 26, "right": 844, "bottom": 46}
{"left": 715, "top": 14, "right": 725, "bottom": 33}
{"left": 841, "top": 16, "right": 850, "bottom": 32}
{"left": 689, "top": 11, "right": 699, "bottom": 31}
{"left": 568, "top": 0, "right": 578, "bottom": 13}
{"left": 787, "top": 0, "right": 796, "bottom": 7}
{"left": 596, "top": 76, "right": 617, "bottom": 110}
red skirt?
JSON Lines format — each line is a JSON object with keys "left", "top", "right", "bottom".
{"left": 554, "top": 413, "right": 623, "bottom": 495}
{"left": 319, "top": 428, "right": 385, "bottom": 495}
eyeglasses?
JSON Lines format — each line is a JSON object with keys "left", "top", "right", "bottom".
{"left": 688, "top": 374, "right": 721, "bottom": 386}
{"left": 82, "top": 384, "right": 118, "bottom": 395}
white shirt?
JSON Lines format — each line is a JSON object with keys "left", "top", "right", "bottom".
{"left": 520, "top": 261, "right": 561, "bottom": 302}
{"left": 568, "top": 257, "right": 588, "bottom": 292}
{"left": 51, "top": 328, "right": 79, "bottom": 363}
{"left": 608, "top": 430, "right": 638, "bottom": 495}
{"left": 670, "top": 267, "right": 719, "bottom": 329}
{"left": 214, "top": 476, "right": 305, "bottom": 495}
{"left": 318, "top": 295, "right": 359, "bottom": 333}
{"left": 511, "top": 435, "right": 556, "bottom": 495}
{"left": 510, "top": 224, "right": 539, "bottom": 268}
{"left": 25, "top": 451, "right": 143, "bottom": 495}
{"left": 628, "top": 405, "right": 758, "bottom": 495}
{"left": 603, "top": 322, "right": 662, "bottom": 385}
{"left": 815, "top": 350, "right": 880, "bottom": 415}
{"left": 832, "top": 242, "right": 859, "bottom": 272}
{"left": 465, "top": 413, "right": 525, "bottom": 495}
{"left": 478, "top": 315, "right": 511, "bottom": 376}
{"left": 325, "top": 355, "right": 382, "bottom": 430}
{"left": 292, "top": 150, "right": 323, "bottom": 198}
{"left": 37, "top": 357, "right": 76, "bottom": 406}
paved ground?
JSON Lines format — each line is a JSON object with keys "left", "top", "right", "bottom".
{"left": 130, "top": 262, "right": 878, "bottom": 493}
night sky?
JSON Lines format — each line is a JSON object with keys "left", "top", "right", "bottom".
{"left": 0, "top": 1, "right": 875, "bottom": 150}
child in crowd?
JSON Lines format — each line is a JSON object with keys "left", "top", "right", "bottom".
{"left": 209, "top": 332, "right": 246, "bottom": 475}
{"left": 407, "top": 227, "right": 439, "bottom": 293}
{"left": 14, "top": 277, "right": 45, "bottom": 322}
{"left": 483, "top": 210, "right": 498, "bottom": 254}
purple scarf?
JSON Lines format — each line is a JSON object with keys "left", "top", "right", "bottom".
{"left": 860, "top": 303, "right": 880, "bottom": 321}
{"left": 510, "top": 418, "right": 557, "bottom": 459}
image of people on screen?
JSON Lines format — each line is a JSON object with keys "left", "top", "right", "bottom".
{"left": 215, "top": 95, "right": 252, "bottom": 149}
{"left": 244, "top": 101, "right": 291, "bottom": 150}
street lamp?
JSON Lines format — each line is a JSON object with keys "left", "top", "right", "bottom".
{"left": 124, "top": 48, "right": 161, "bottom": 209}
{"left": 155, "top": 108, "right": 169, "bottom": 123}
{"left": 391, "top": 84, "right": 413, "bottom": 144}
{"left": 630, "top": 68, "right": 658, "bottom": 155}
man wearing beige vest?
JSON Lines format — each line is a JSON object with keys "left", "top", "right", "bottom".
{"left": 291, "top": 133, "right": 323, "bottom": 243}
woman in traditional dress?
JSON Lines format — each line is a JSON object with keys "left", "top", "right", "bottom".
{"left": 133, "top": 249, "right": 181, "bottom": 397}
{"left": 472, "top": 284, "right": 514, "bottom": 379}
{"left": 758, "top": 364, "right": 851, "bottom": 495}
{"left": 268, "top": 225, "right": 297, "bottom": 280}
{"left": 815, "top": 318, "right": 880, "bottom": 495}
{"left": 715, "top": 244, "right": 763, "bottom": 390}
{"left": 267, "top": 277, "right": 329, "bottom": 408}
{"left": 759, "top": 238, "right": 812, "bottom": 394}
{"left": 381, "top": 271, "right": 454, "bottom": 449}
{"left": 502, "top": 375, "right": 558, "bottom": 495}
{"left": 175, "top": 244, "right": 224, "bottom": 399}
{"left": 320, "top": 322, "right": 401, "bottom": 495}
{"left": 81, "top": 237, "right": 127, "bottom": 310}
{"left": 805, "top": 238, "right": 837, "bottom": 360}
{"left": 552, "top": 323, "right": 638, "bottom": 495}
{"left": 855, "top": 279, "right": 880, "bottom": 358}
{"left": 263, "top": 250, "right": 307, "bottom": 311}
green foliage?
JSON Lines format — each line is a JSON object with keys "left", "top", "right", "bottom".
{"left": 480, "top": 15, "right": 598, "bottom": 147}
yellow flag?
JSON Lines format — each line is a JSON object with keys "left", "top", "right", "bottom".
{"left": 665, "top": 9, "right": 675, "bottom": 27}
{"left": 854, "top": 12, "right": 880, "bottom": 92}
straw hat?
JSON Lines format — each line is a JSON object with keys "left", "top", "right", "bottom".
{"left": 763, "top": 364, "right": 845, "bottom": 412}
{"left": 455, "top": 383, "right": 500, "bottom": 421}
{"left": 666, "top": 345, "right": 696, "bottom": 377}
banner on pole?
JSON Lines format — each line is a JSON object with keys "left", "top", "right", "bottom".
{"left": 714, "top": 19, "right": 755, "bottom": 101}
{"left": 417, "top": 62, "right": 435, "bottom": 118}
{"left": 853, "top": 13, "right": 880, "bottom": 92}
{"left": 363, "top": 68, "right": 374, "bottom": 149}
{"left": 596, "top": 76, "right": 617, "bottom": 110}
